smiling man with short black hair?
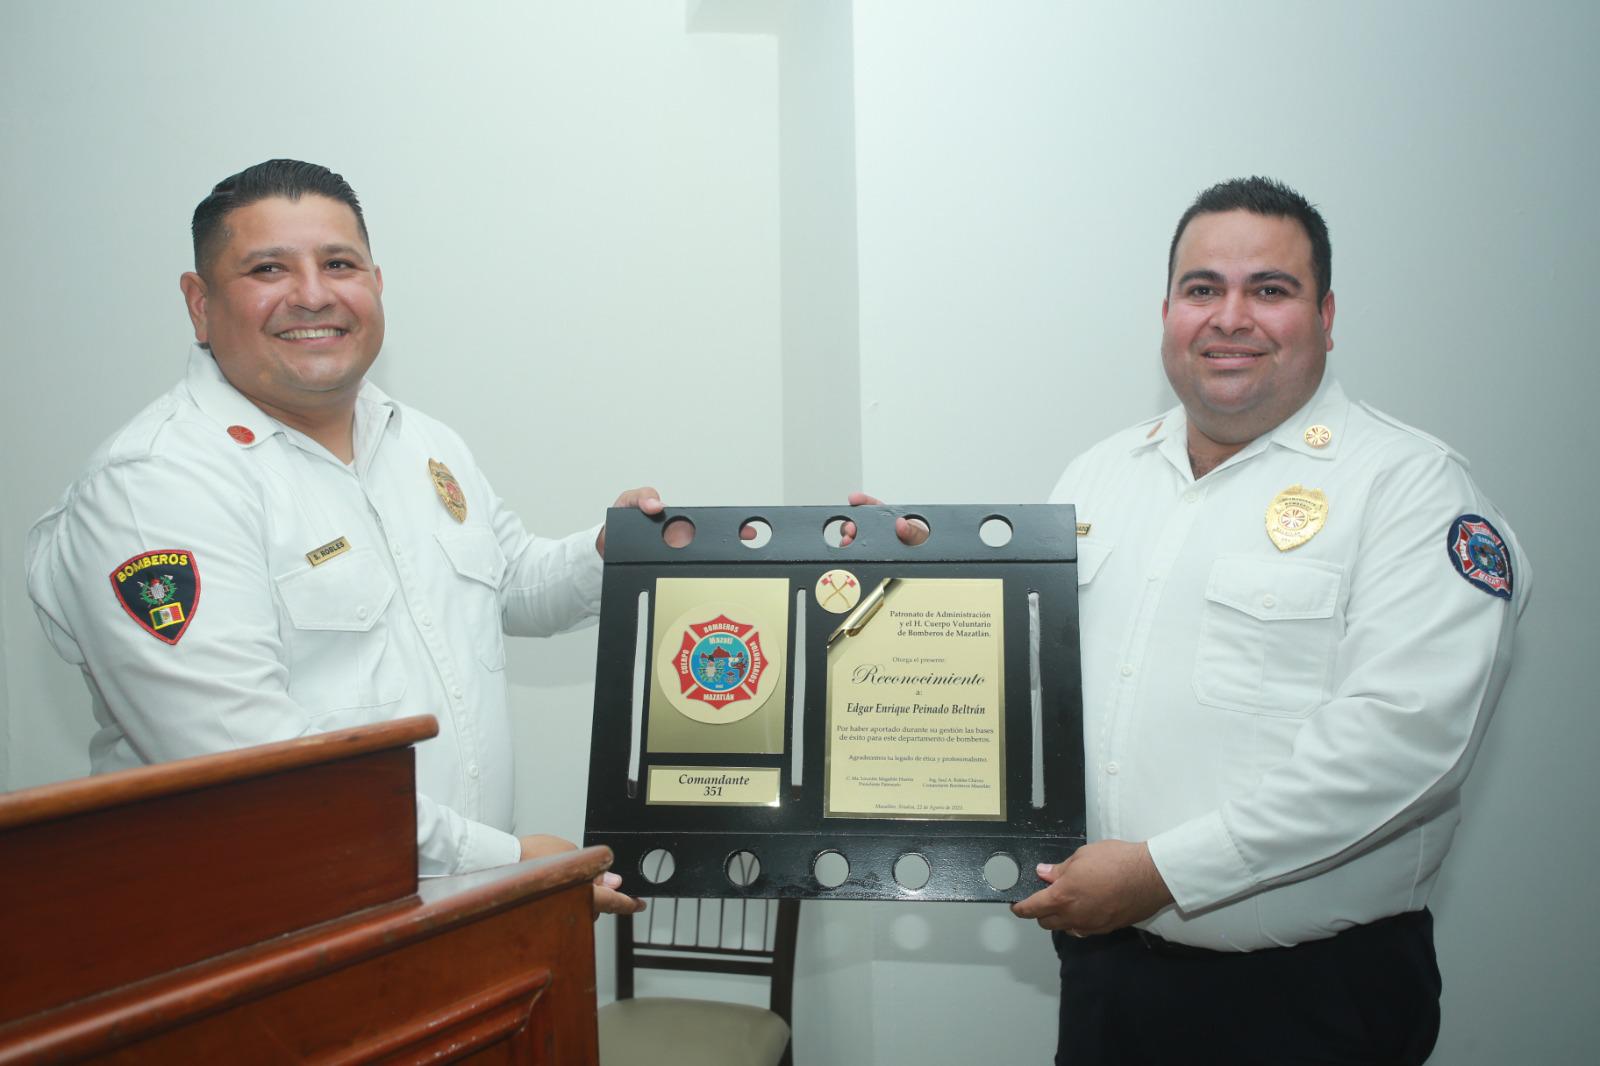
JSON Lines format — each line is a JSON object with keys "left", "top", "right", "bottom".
{"left": 28, "top": 159, "right": 662, "bottom": 915}
{"left": 855, "top": 176, "right": 1529, "bottom": 1063}
{"left": 1012, "top": 177, "right": 1530, "bottom": 1064}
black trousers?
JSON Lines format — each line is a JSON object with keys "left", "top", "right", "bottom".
{"left": 1053, "top": 910, "right": 1441, "bottom": 1065}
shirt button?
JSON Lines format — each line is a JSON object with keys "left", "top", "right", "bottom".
{"left": 1105, "top": 762, "right": 1120, "bottom": 775}
{"left": 468, "top": 763, "right": 480, "bottom": 778}
{"left": 1119, "top": 664, "right": 1134, "bottom": 678}
{"left": 453, "top": 686, "right": 464, "bottom": 699}
{"left": 356, "top": 606, "right": 369, "bottom": 620}
{"left": 420, "top": 615, "right": 432, "bottom": 627}
{"left": 1182, "top": 490, "right": 1198, "bottom": 504}
{"left": 1262, "top": 594, "right": 1276, "bottom": 609}
{"left": 393, "top": 545, "right": 403, "bottom": 557}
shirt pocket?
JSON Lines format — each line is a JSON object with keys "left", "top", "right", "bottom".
{"left": 435, "top": 525, "right": 509, "bottom": 671}
{"left": 272, "top": 548, "right": 407, "bottom": 723}
{"left": 1077, "top": 537, "right": 1114, "bottom": 587}
{"left": 1193, "top": 554, "right": 1344, "bottom": 718}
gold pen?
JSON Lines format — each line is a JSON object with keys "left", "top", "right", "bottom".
{"left": 826, "top": 577, "right": 896, "bottom": 648}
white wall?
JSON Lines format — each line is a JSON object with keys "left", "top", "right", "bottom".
{"left": 3, "top": 2, "right": 1595, "bottom": 1064}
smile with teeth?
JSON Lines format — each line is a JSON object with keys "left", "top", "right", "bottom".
{"left": 1202, "top": 350, "right": 1263, "bottom": 359}
{"left": 277, "top": 327, "right": 347, "bottom": 340}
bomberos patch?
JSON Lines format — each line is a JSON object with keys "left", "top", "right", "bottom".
{"left": 655, "top": 605, "right": 783, "bottom": 725}
{"left": 110, "top": 549, "right": 200, "bottom": 645}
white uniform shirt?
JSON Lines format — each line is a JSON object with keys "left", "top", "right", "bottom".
{"left": 1049, "top": 375, "right": 1529, "bottom": 950}
{"left": 27, "top": 348, "right": 603, "bottom": 876}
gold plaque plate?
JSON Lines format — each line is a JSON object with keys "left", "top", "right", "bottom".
{"left": 825, "top": 577, "right": 1005, "bottom": 820}
{"left": 647, "top": 766, "right": 782, "bottom": 807}
{"left": 647, "top": 577, "right": 789, "bottom": 754}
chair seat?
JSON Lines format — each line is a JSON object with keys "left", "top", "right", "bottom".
{"left": 599, "top": 996, "right": 791, "bottom": 1066}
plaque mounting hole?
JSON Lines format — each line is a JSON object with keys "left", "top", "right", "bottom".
{"left": 639, "top": 848, "right": 676, "bottom": 884}
{"left": 661, "top": 517, "right": 696, "bottom": 548}
{"left": 740, "top": 518, "right": 773, "bottom": 549}
{"left": 813, "top": 850, "right": 850, "bottom": 889}
{"left": 903, "top": 514, "right": 931, "bottom": 546}
{"left": 822, "top": 516, "right": 851, "bottom": 548}
{"left": 725, "top": 850, "right": 762, "bottom": 887}
{"left": 893, "top": 853, "right": 932, "bottom": 891}
{"left": 983, "top": 853, "right": 1020, "bottom": 891}
{"left": 979, "top": 516, "right": 1013, "bottom": 547}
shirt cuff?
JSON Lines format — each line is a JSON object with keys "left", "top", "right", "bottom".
{"left": 568, "top": 522, "right": 605, "bottom": 609}
{"left": 1146, "top": 810, "right": 1256, "bottom": 914}
{"left": 456, "top": 820, "right": 524, "bottom": 875}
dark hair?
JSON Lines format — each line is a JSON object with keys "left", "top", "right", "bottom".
{"left": 191, "top": 159, "right": 369, "bottom": 276}
{"left": 1166, "top": 177, "right": 1331, "bottom": 302}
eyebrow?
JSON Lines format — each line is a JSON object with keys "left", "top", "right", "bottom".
{"left": 1247, "top": 269, "right": 1303, "bottom": 291}
{"left": 239, "top": 243, "right": 368, "bottom": 264}
{"left": 1175, "top": 268, "right": 1303, "bottom": 292}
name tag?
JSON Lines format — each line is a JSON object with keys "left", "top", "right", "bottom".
{"left": 306, "top": 536, "right": 351, "bottom": 567}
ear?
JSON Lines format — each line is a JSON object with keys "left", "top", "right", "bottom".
{"left": 374, "top": 264, "right": 383, "bottom": 296}
{"left": 1161, "top": 297, "right": 1170, "bottom": 322}
{"left": 1320, "top": 290, "right": 1336, "bottom": 352}
{"left": 179, "top": 272, "right": 209, "bottom": 344}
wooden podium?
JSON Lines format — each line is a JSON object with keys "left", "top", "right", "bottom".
{"left": 0, "top": 716, "right": 605, "bottom": 1064}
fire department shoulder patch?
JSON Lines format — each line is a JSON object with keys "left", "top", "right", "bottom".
{"left": 1447, "top": 514, "right": 1513, "bottom": 600}
{"left": 110, "top": 549, "right": 200, "bottom": 644}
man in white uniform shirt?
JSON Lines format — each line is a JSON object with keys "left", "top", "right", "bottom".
{"left": 27, "top": 159, "right": 658, "bottom": 913}
{"left": 854, "top": 177, "right": 1527, "bottom": 1063}
{"left": 1017, "top": 178, "right": 1528, "bottom": 1063}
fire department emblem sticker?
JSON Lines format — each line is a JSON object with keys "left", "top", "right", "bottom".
{"left": 655, "top": 606, "right": 783, "bottom": 725}
{"left": 110, "top": 549, "right": 200, "bottom": 644}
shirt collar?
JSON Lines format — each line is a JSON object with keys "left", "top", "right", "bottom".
{"left": 1265, "top": 374, "right": 1348, "bottom": 461}
{"left": 181, "top": 344, "right": 399, "bottom": 457}
{"left": 353, "top": 381, "right": 400, "bottom": 472}
{"left": 1131, "top": 373, "right": 1350, "bottom": 467}
{"left": 182, "top": 346, "right": 277, "bottom": 449}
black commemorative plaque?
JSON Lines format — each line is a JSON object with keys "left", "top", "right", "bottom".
{"left": 582, "top": 504, "right": 1085, "bottom": 902}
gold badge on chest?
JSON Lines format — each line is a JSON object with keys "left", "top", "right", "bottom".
{"left": 428, "top": 459, "right": 468, "bottom": 523}
{"left": 1265, "top": 485, "right": 1327, "bottom": 552}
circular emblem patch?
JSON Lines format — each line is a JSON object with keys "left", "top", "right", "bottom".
{"left": 655, "top": 606, "right": 782, "bottom": 724}
{"left": 815, "top": 569, "right": 861, "bottom": 614}
{"left": 1447, "top": 513, "right": 1512, "bottom": 599}
{"left": 227, "top": 425, "right": 255, "bottom": 445}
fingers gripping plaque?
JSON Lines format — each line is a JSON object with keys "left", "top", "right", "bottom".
{"left": 583, "top": 505, "right": 1085, "bottom": 902}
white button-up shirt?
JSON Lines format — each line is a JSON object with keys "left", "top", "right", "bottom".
{"left": 1049, "top": 376, "right": 1530, "bottom": 950}
{"left": 28, "top": 348, "right": 602, "bottom": 875}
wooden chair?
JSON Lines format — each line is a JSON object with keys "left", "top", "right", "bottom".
{"left": 600, "top": 891, "right": 801, "bottom": 1066}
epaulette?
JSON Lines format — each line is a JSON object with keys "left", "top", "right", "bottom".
{"left": 103, "top": 394, "right": 183, "bottom": 467}
{"left": 1356, "top": 401, "right": 1468, "bottom": 469}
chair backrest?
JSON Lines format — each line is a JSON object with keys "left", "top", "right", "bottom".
{"left": 613, "top": 896, "right": 801, "bottom": 1025}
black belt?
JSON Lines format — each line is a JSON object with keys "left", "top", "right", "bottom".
{"left": 1133, "top": 927, "right": 1223, "bottom": 958}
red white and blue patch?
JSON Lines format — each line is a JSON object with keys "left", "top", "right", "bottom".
{"left": 110, "top": 549, "right": 200, "bottom": 644}
{"left": 1447, "top": 515, "right": 1512, "bottom": 600}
